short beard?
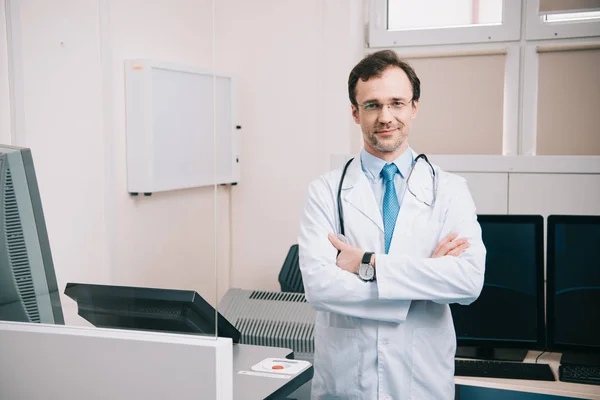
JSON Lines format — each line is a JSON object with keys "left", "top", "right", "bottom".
{"left": 367, "top": 131, "right": 406, "bottom": 153}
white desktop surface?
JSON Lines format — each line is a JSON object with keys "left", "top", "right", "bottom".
{"left": 456, "top": 351, "right": 600, "bottom": 399}
{"left": 233, "top": 344, "right": 313, "bottom": 400}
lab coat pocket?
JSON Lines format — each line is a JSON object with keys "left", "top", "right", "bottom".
{"left": 313, "top": 324, "right": 359, "bottom": 399}
{"left": 410, "top": 327, "right": 455, "bottom": 400}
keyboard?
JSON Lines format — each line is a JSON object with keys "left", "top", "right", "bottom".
{"left": 455, "top": 359, "right": 556, "bottom": 381}
{"left": 559, "top": 364, "right": 600, "bottom": 386}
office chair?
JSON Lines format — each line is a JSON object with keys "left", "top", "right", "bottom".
{"left": 278, "top": 244, "right": 305, "bottom": 293}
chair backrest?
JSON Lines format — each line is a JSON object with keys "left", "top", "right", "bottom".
{"left": 278, "top": 244, "right": 304, "bottom": 293}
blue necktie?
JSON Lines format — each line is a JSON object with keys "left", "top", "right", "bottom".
{"left": 381, "top": 163, "right": 400, "bottom": 254}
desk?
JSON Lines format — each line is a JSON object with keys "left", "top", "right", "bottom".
{"left": 233, "top": 344, "right": 313, "bottom": 400}
{"left": 456, "top": 351, "right": 600, "bottom": 399}
{"left": 0, "top": 321, "right": 312, "bottom": 400}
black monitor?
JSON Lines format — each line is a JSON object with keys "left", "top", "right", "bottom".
{"left": 0, "top": 145, "right": 64, "bottom": 325}
{"left": 64, "top": 283, "right": 241, "bottom": 343}
{"left": 547, "top": 215, "right": 600, "bottom": 366}
{"left": 450, "top": 215, "right": 545, "bottom": 361}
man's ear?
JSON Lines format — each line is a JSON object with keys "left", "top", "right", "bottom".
{"left": 351, "top": 104, "right": 360, "bottom": 123}
{"left": 411, "top": 100, "right": 419, "bottom": 119}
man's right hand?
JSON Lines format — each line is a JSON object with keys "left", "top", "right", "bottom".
{"left": 431, "top": 232, "right": 469, "bottom": 258}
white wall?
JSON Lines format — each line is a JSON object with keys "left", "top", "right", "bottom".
{"left": 508, "top": 173, "right": 600, "bottom": 216}
{"left": 17, "top": 0, "right": 109, "bottom": 324}
{"left": 214, "top": 0, "right": 365, "bottom": 291}
{"left": 0, "top": 0, "right": 11, "bottom": 144}
{"left": 13, "top": 0, "right": 229, "bottom": 325}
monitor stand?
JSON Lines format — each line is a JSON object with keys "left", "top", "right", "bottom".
{"left": 456, "top": 346, "right": 528, "bottom": 362}
{"left": 561, "top": 351, "right": 600, "bottom": 367}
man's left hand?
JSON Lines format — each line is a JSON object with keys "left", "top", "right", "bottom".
{"left": 328, "top": 233, "right": 364, "bottom": 274}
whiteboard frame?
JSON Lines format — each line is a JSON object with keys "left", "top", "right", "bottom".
{"left": 124, "top": 59, "right": 240, "bottom": 194}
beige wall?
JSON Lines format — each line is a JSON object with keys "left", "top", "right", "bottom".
{"left": 406, "top": 54, "right": 505, "bottom": 155}
{"left": 215, "top": 0, "right": 364, "bottom": 291}
{"left": 537, "top": 48, "right": 600, "bottom": 156}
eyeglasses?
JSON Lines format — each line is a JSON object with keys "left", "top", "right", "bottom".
{"left": 358, "top": 100, "right": 413, "bottom": 116}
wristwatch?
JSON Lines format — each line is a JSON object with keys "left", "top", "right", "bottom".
{"left": 358, "top": 252, "right": 375, "bottom": 281}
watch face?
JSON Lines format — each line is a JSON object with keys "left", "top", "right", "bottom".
{"left": 359, "top": 264, "right": 374, "bottom": 281}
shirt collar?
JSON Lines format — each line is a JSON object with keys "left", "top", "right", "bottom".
{"left": 360, "top": 147, "right": 413, "bottom": 181}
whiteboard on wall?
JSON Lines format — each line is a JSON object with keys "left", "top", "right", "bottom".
{"left": 125, "top": 60, "right": 240, "bottom": 194}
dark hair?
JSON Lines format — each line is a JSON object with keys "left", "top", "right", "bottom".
{"left": 348, "top": 50, "right": 420, "bottom": 106}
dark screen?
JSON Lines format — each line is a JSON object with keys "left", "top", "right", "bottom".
{"left": 451, "top": 217, "right": 541, "bottom": 345}
{"left": 550, "top": 220, "right": 600, "bottom": 349}
{"left": 64, "top": 283, "right": 241, "bottom": 343}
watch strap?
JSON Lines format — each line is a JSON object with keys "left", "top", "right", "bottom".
{"left": 361, "top": 252, "right": 374, "bottom": 265}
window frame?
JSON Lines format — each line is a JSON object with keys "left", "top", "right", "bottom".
{"left": 522, "top": 40, "right": 600, "bottom": 155}
{"left": 525, "top": 0, "right": 600, "bottom": 40}
{"left": 368, "top": 0, "right": 523, "bottom": 48}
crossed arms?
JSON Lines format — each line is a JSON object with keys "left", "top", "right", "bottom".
{"left": 298, "top": 177, "right": 486, "bottom": 323}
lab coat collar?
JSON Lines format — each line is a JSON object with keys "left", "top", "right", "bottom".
{"left": 341, "top": 149, "right": 431, "bottom": 236}
{"left": 341, "top": 153, "right": 384, "bottom": 232}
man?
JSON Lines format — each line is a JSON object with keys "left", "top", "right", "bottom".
{"left": 298, "top": 50, "right": 486, "bottom": 399}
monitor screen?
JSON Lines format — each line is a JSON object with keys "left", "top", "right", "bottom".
{"left": 64, "top": 283, "right": 241, "bottom": 343}
{"left": 450, "top": 215, "right": 544, "bottom": 349}
{"left": 547, "top": 215, "right": 600, "bottom": 353}
{"left": 0, "top": 145, "right": 64, "bottom": 325}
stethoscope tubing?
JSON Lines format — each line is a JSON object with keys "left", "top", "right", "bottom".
{"left": 337, "top": 154, "right": 435, "bottom": 236}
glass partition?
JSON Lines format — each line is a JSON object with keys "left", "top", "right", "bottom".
{"left": 0, "top": 0, "right": 222, "bottom": 340}
{"left": 210, "top": 0, "right": 364, "bottom": 357}
{"left": 0, "top": 0, "right": 234, "bottom": 394}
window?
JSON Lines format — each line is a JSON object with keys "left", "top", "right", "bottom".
{"left": 526, "top": 0, "right": 600, "bottom": 39}
{"left": 388, "top": 0, "right": 502, "bottom": 31}
{"left": 369, "top": 0, "right": 521, "bottom": 47}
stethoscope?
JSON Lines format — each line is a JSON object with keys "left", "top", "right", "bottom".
{"left": 337, "top": 154, "right": 436, "bottom": 236}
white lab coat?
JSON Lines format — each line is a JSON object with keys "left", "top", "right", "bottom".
{"left": 298, "top": 150, "right": 486, "bottom": 400}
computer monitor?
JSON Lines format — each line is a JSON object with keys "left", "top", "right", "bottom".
{"left": 450, "top": 215, "right": 545, "bottom": 361}
{"left": 64, "top": 282, "right": 241, "bottom": 343}
{"left": 547, "top": 215, "right": 600, "bottom": 365}
{"left": 0, "top": 145, "right": 64, "bottom": 325}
